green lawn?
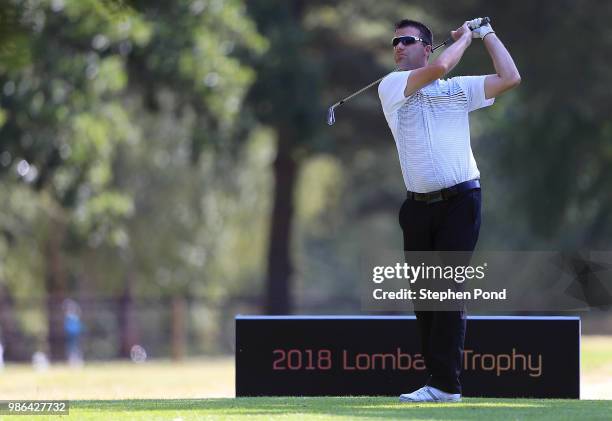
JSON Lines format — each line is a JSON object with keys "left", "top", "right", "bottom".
{"left": 2, "top": 398, "right": 611, "bottom": 421}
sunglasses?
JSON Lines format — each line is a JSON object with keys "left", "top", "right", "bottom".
{"left": 391, "top": 35, "right": 428, "bottom": 47}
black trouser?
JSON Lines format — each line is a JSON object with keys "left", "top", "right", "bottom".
{"left": 399, "top": 187, "right": 481, "bottom": 394}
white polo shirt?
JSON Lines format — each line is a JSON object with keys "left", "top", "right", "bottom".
{"left": 378, "top": 71, "right": 494, "bottom": 193}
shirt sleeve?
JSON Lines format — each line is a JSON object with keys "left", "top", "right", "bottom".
{"left": 454, "top": 75, "right": 495, "bottom": 112}
{"left": 378, "top": 71, "right": 412, "bottom": 116}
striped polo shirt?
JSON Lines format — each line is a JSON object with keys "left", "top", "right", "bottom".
{"left": 378, "top": 71, "right": 494, "bottom": 193}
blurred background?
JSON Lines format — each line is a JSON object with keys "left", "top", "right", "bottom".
{"left": 0, "top": 0, "right": 611, "bottom": 392}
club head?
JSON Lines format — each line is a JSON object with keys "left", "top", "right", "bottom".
{"left": 327, "top": 106, "right": 336, "bottom": 126}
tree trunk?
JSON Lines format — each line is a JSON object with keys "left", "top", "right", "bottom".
{"left": 118, "top": 264, "right": 138, "bottom": 358}
{"left": 0, "top": 282, "right": 27, "bottom": 361}
{"left": 265, "top": 132, "right": 297, "bottom": 314}
{"left": 171, "top": 295, "right": 187, "bottom": 360}
{"left": 45, "top": 221, "right": 66, "bottom": 361}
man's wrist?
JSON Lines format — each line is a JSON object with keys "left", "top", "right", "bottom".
{"left": 461, "top": 33, "right": 473, "bottom": 45}
{"left": 482, "top": 31, "right": 496, "bottom": 41}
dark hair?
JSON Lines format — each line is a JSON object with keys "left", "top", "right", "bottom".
{"left": 394, "top": 19, "right": 433, "bottom": 46}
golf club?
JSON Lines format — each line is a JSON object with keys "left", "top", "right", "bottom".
{"left": 327, "top": 17, "right": 491, "bottom": 126}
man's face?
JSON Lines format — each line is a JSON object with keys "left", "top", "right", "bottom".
{"left": 394, "top": 26, "right": 430, "bottom": 69}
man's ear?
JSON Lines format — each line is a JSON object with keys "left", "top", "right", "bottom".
{"left": 424, "top": 44, "right": 432, "bottom": 60}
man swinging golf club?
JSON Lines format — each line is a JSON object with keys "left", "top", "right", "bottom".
{"left": 377, "top": 18, "right": 520, "bottom": 402}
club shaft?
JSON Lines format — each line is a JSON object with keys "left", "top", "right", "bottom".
{"left": 432, "top": 37, "right": 452, "bottom": 52}
{"left": 331, "top": 72, "right": 393, "bottom": 109}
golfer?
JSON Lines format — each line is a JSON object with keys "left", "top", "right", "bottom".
{"left": 378, "top": 18, "right": 520, "bottom": 402}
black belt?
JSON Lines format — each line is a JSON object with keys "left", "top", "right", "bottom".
{"left": 407, "top": 179, "right": 480, "bottom": 204}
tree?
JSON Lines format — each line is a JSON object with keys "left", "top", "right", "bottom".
{"left": 0, "top": 0, "right": 265, "bottom": 359}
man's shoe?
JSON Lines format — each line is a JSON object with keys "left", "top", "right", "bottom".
{"left": 399, "top": 385, "right": 462, "bottom": 403}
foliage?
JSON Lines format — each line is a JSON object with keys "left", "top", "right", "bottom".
{"left": 0, "top": 0, "right": 266, "bottom": 349}
{"left": 1, "top": 0, "right": 612, "bottom": 355}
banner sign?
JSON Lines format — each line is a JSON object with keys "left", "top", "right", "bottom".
{"left": 235, "top": 316, "right": 579, "bottom": 398}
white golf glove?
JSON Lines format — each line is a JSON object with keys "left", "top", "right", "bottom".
{"left": 468, "top": 18, "right": 494, "bottom": 39}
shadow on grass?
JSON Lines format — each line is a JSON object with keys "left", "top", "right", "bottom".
{"left": 72, "top": 397, "right": 612, "bottom": 420}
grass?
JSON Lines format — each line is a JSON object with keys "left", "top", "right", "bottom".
{"left": 0, "top": 336, "right": 609, "bottom": 420}
{"left": 0, "top": 357, "right": 235, "bottom": 400}
{"left": 2, "top": 398, "right": 612, "bottom": 421}
{"left": 581, "top": 336, "right": 612, "bottom": 372}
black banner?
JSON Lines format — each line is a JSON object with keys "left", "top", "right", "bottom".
{"left": 235, "top": 316, "right": 579, "bottom": 398}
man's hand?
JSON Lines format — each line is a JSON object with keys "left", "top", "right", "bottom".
{"left": 468, "top": 18, "right": 495, "bottom": 39}
{"left": 450, "top": 22, "right": 473, "bottom": 44}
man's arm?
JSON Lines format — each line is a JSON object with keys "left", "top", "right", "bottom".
{"left": 483, "top": 33, "right": 521, "bottom": 99}
{"left": 404, "top": 22, "right": 473, "bottom": 97}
